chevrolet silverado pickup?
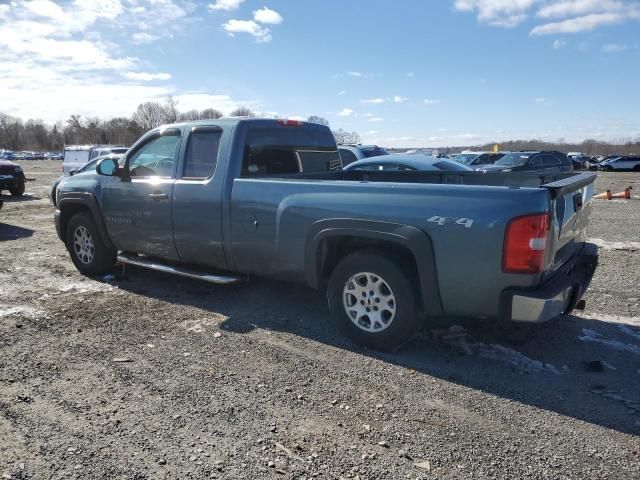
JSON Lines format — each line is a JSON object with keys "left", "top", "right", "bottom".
{"left": 54, "top": 118, "right": 598, "bottom": 350}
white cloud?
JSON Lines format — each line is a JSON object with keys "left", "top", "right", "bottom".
{"left": 424, "top": 98, "right": 442, "bottom": 105}
{"left": 364, "top": 113, "right": 374, "bottom": 117}
{"left": 368, "top": 117, "right": 384, "bottom": 122}
{"left": 453, "top": 0, "right": 540, "bottom": 27}
{"left": 338, "top": 108, "right": 354, "bottom": 117}
{"left": 223, "top": 19, "right": 272, "bottom": 42}
{"left": 602, "top": 43, "right": 628, "bottom": 52}
{"left": 531, "top": 12, "right": 625, "bottom": 35}
{"left": 537, "top": 0, "right": 624, "bottom": 19}
{"left": 534, "top": 97, "right": 546, "bottom": 103}
{"left": 209, "top": 0, "right": 245, "bottom": 11}
{"left": 552, "top": 39, "right": 566, "bottom": 49}
{"left": 362, "top": 98, "right": 385, "bottom": 104}
{"left": 0, "top": 0, "right": 253, "bottom": 123}
{"left": 365, "top": 130, "right": 379, "bottom": 135}
{"left": 122, "top": 72, "right": 172, "bottom": 81}
{"left": 454, "top": 0, "right": 640, "bottom": 34}
{"left": 348, "top": 71, "right": 364, "bottom": 77}
{"left": 393, "top": 96, "right": 408, "bottom": 103}
{"left": 253, "top": 7, "right": 282, "bottom": 25}
{"left": 338, "top": 90, "right": 347, "bottom": 96}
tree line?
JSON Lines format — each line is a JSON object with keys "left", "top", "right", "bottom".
{"left": 3, "top": 96, "right": 636, "bottom": 155}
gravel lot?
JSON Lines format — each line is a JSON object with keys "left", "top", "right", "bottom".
{"left": 1, "top": 161, "right": 639, "bottom": 479}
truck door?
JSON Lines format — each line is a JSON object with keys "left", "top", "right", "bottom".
{"left": 172, "top": 125, "right": 229, "bottom": 270}
{"left": 101, "top": 129, "right": 181, "bottom": 260}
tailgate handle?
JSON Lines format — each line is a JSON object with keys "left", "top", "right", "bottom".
{"left": 573, "top": 193, "right": 583, "bottom": 211}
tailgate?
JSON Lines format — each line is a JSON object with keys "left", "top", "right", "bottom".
{"left": 543, "top": 172, "right": 597, "bottom": 274}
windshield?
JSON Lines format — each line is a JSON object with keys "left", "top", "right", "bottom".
{"left": 494, "top": 153, "right": 529, "bottom": 167}
{"left": 451, "top": 153, "right": 479, "bottom": 165}
{"left": 362, "top": 147, "right": 388, "bottom": 158}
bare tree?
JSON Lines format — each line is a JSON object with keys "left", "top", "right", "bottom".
{"left": 332, "top": 128, "right": 360, "bottom": 145}
{"left": 132, "top": 102, "right": 171, "bottom": 131}
{"left": 165, "top": 96, "right": 179, "bottom": 123}
{"left": 229, "top": 106, "right": 255, "bottom": 117}
{"left": 307, "top": 115, "right": 329, "bottom": 126}
{"left": 0, "top": 113, "right": 22, "bottom": 150}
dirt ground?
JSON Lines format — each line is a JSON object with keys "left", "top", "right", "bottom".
{"left": 1, "top": 161, "right": 639, "bottom": 480}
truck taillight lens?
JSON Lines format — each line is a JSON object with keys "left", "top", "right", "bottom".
{"left": 502, "top": 213, "right": 550, "bottom": 274}
{"left": 277, "top": 119, "right": 304, "bottom": 127}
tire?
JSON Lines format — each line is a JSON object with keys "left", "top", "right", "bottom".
{"left": 327, "top": 251, "right": 421, "bottom": 351}
{"left": 65, "top": 212, "right": 116, "bottom": 276}
{"left": 9, "top": 177, "right": 25, "bottom": 196}
{"left": 633, "top": 165, "right": 640, "bottom": 172}
{"left": 605, "top": 166, "right": 613, "bottom": 172}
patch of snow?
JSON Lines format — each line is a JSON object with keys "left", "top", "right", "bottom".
{"left": 588, "top": 238, "right": 640, "bottom": 252}
{"left": 476, "top": 343, "right": 561, "bottom": 375}
{"left": 0, "top": 305, "right": 46, "bottom": 320}
{"left": 58, "top": 281, "right": 113, "bottom": 294}
{"left": 579, "top": 328, "right": 640, "bottom": 355}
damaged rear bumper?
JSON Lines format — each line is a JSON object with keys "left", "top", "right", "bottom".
{"left": 501, "top": 242, "right": 598, "bottom": 323}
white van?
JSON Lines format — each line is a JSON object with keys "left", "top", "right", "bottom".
{"left": 63, "top": 145, "right": 128, "bottom": 174}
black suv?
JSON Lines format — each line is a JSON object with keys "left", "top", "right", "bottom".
{"left": 0, "top": 159, "right": 26, "bottom": 196}
{"left": 481, "top": 151, "right": 573, "bottom": 173}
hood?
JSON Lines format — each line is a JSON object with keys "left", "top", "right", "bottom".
{"left": 479, "top": 164, "right": 511, "bottom": 172}
{"left": 0, "top": 159, "right": 18, "bottom": 167}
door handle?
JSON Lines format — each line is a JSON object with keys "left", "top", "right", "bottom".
{"left": 148, "top": 192, "right": 168, "bottom": 201}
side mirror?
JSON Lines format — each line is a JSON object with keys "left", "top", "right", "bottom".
{"left": 96, "top": 157, "right": 118, "bottom": 176}
{"left": 69, "top": 169, "right": 77, "bottom": 176}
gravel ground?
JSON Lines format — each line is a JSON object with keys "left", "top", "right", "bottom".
{"left": 1, "top": 162, "right": 639, "bottom": 480}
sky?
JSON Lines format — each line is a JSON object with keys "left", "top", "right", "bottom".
{"left": 0, "top": 0, "right": 639, "bottom": 148}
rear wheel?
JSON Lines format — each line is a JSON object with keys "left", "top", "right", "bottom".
{"left": 327, "top": 251, "right": 421, "bottom": 351}
{"left": 633, "top": 165, "right": 640, "bottom": 172}
{"left": 9, "top": 178, "right": 25, "bottom": 196}
{"left": 65, "top": 212, "right": 116, "bottom": 275}
{"left": 605, "top": 166, "right": 613, "bottom": 172}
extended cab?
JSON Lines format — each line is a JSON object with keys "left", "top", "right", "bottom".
{"left": 55, "top": 119, "right": 598, "bottom": 350}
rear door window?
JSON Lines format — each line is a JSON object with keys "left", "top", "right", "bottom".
{"left": 339, "top": 148, "right": 358, "bottom": 166}
{"left": 183, "top": 128, "right": 222, "bottom": 179}
{"left": 242, "top": 125, "right": 340, "bottom": 176}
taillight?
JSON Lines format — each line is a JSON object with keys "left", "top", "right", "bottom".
{"left": 502, "top": 213, "right": 551, "bottom": 274}
{"left": 277, "top": 119, "right": 304, "bottom": 127}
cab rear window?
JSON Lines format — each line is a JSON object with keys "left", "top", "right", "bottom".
{"left": 241, "top": 126, "right": 340, "bottom": 176}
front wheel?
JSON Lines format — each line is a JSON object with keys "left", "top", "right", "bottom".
{"left": 605, "top": 166, "right": 613, "bottom": 172}
{"left": 9, "top": 178, "right": 25, "bottom": 196}
{"left": 327, "top": 251, "right": 421, "bottom": 351}
{"left": 65, "top": 212, "right": 116, "bottom": 275}
{"left": 633, "top": 165, "right": 640, "bottom": 172}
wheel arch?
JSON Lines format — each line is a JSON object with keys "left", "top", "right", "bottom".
{"left": 305, "top": 219, "right": 443, "bottom": 317}
{"left": 57, "top": 193, "right": 115, "bottom": 249}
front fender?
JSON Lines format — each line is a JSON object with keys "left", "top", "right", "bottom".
{"left": 57, "top": 192, "right": 114, "bottom": 249}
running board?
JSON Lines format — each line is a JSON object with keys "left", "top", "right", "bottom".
{"left": 117, "top": 253, "right": 243, "bottom": 285}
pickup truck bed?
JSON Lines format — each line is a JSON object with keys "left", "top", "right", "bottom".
{"left": 54, "top": 119, "right": 598, "bottom": 350}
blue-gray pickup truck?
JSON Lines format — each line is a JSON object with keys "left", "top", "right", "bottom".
{"left": 55, "top": 118, "right": 598, "bottom": 350}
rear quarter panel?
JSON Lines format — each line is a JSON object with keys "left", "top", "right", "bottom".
{"left": 229, "top": 179, "right": 552, "bottom": 319}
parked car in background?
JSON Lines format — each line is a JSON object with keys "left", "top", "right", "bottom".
{"left": 0, "top": 150, "right": 14, "bottom": 160}
{"left": 90, "top": 146, "right": 128, "bottom": 160}
{"left": 481, "top": 151, "right": 573, "bottom": 173}
{"left": 343, "top": 154, "right": 473, "bottom": 172}
{"left": 46, "top": 152, "right": 64, "bottom": 160}
{"left": 0, "top": 158, "right": 26, "bottom": 196}
{"left": 63, "top": 145, "right": 126, "bottom": 175}
{"left": 450, "top": 151, "right": 505, "bottom": 169}
{"left": 599, "top": 156, "right": 640, "bottom": 172}
{"left": 338, "top": 144, "right": 389, "bottom": 166}
{"left": 569, "top": 155, "right": 588, "bottom": 170}
{"left": 49, "top": 154, "right": 123, "bottom": 206}
{"left": 55, "top": 118, "right": 598, "bottom": 350}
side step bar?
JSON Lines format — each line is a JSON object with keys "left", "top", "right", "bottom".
{"left": 117, "top": 253, "right": 243, "bottom": 285}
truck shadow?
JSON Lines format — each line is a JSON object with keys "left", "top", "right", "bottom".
{"left": 113, "top": 267, "right": 640, "bottom": 436}
{"left": 0, "top": 223, "right": 35, "bottom": 240}
{"left": 1, "top": 194, "right": 41, "bottom": 203}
